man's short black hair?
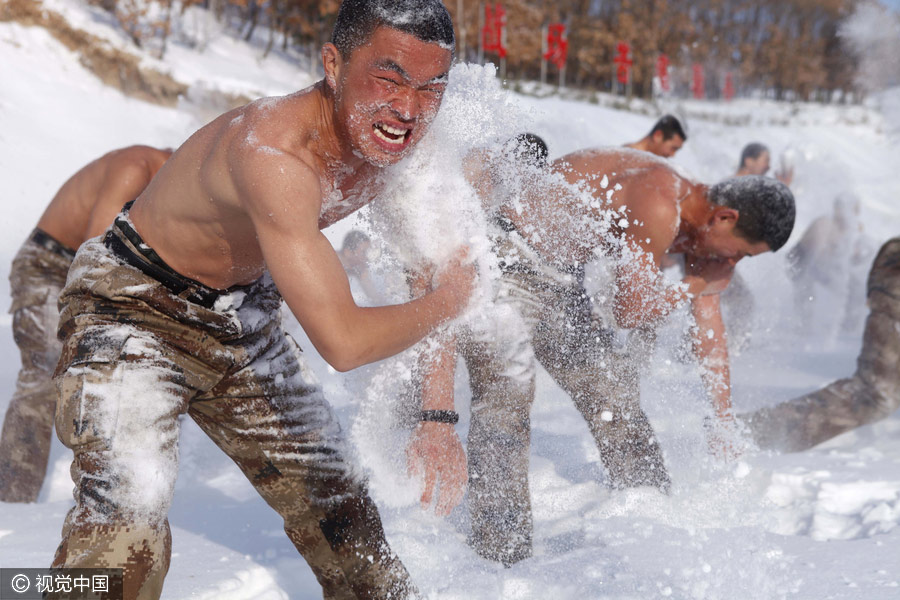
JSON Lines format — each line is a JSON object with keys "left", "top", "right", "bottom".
{"left": 331, "top": 0, "right": 455, "bottom": 60}
{"left": 649, "top": 115, "right": 687, "bottom": 141}
{"left": 709, "top": 176, "right": 795, "bottom": 251}
{"left": 512, "top": 133, "right": 549, "bottom": 166}
{"left": 739, "top": 142, "right": 769, "bottom": 168}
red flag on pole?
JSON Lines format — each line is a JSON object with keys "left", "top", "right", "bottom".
{"left": 482, "top": 4, "right": 507, "bottom": 59}
{"left": 543, "top": 23, "right": 567, "bottom": 70}
{"left": 656, "top": 54, "right": 670, "bottom": 92}
{"left": 614, "top": 41, "right": 632, "bottom": 85}
{"left": 692, "top": 63, "right": 705, "bottom": 99}
{"left": 723, "top": 72, "right": 735, "bottom": 101}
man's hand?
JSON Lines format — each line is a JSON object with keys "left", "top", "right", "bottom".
{"left": 407, "top": 421, "right": 468, "bottom": 516}
{"left": 432, "top": 246, "right": 477, "bottom": 317}
{"left": 684, "top": 255, "right": 736, "bottom": 296}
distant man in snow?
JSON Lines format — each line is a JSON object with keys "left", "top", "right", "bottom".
{"left": 49, "top": 1, "right": 474, "bottom": 599}
{"left": 786, "top": 192, "right": 874, "bottom": 332}
{"left": 625, "top": 114, "right": 687, "bottom": 158}
{"left": 741, "top": 236, "right": 900, "bottom": 451}
{"left": 407, "top": 142, "right": 795, "bottom": 566}
{"left": 736, "top": 141, "right": 793, "bottom": 185}
{"left": 0, "top": 144, "right": 171, "bottom": 504}
{"left": 337, "top": 229, "right": 386, "bottom": 304}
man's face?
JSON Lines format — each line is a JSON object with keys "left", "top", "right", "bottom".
{"left": 693, "top": 212, "right": 771, "bottom": 265}
{"left": 649, "top": 131, "right": 684, "bottom": 158}
{"left": 743, "top": 150, "right": 771, "bottom": 175}
{"left": 329, "top": 27, "right": 452, "bottom": 167}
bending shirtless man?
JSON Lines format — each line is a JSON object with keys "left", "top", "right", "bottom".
{"left": 0, "top": 145, "right": 170, "bottom": 503}
{"left": 408, "top": 144, "right": 795, "bottom": 565}
{"left": 50, "top": 1, "right": 473, "bottom": 598}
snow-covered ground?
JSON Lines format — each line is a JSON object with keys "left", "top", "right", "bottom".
{"left": 1, "top": 2, "right": 900, "bottom": 598}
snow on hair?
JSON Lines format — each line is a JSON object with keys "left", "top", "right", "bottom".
{"left": 710, "top": 176, "right": 796, "bottom": 252}
{"left": 331, "top": 0, "right": 455, "bottom": 58}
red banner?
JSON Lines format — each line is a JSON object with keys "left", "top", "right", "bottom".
{"left": 656, "top": 54, "right": 670, "bottom": 92}
{"left": 614, "top": 41, "right": 632, "bottom": 85}
{"left": 482, "top": 3, "right": 507, "bottom": 59}
{"left": 723, "top": 72, "right": 735, "bottom": 101}
{"left": 543, "top": 23, "right": 567, "bottom": 70}
{"left": 692, "top": 63, "right": 705, "bottom": 99}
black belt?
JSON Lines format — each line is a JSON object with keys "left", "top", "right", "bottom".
{"left": 30, "top": 228, "right": 76, "bottom": 260}
{"left": 103, "top": 217, "right": 226, "bottom": 309}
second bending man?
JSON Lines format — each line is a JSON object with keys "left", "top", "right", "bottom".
{"left": 408, "top": 142, "right": 795, "bottom": 565}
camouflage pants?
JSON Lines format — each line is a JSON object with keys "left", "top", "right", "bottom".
{"left": 51, "top": 217, "right": 418, "bottom": 600}
{"left": 741, "top": 237, "right": 900, "bottom": 452}
{"left": 0, "top": 229, "right": 74, "bottom": 502}
{"left": 463, "top": 235, "right": 669, "bottom": 566}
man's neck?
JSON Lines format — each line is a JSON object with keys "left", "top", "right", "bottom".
{"left": 310, "top": 82, "right": 368, "bottom": 183}
{"left": 671, "top": 183, "right": 712, "bottom": 251}
{"left": 626, "top": 138, "right": 650, "bottom": 152}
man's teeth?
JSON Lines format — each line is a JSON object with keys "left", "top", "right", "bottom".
{"left": 374, "top": 124, "right": 409, "bottom": 144}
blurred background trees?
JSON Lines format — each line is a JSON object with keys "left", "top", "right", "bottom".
{"left": 88, "top": 0, "right": 898, "bottom": 102}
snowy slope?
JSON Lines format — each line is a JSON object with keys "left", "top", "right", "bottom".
{"left": 2, "top": 4, "right": 900, "bottom": 599}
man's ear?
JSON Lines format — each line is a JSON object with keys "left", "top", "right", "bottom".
{"left": 652, "top": 130, "right": 665, "bottom": 144}
{"left": 322, "top": 43, "right": 342, "bottom": 91}
{"left": 712, "top": 207, "right": 739, "bottom": 227}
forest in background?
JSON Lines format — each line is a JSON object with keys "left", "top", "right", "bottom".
{"left": 98, "top": 0, "right": 900, "bottom": 102}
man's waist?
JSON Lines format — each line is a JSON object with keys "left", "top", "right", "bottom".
{"left": 104, "top": 214, "right": 263, "bottom": 310}
{"left": 29, "top": 228, "right": 77, "bottom": 260}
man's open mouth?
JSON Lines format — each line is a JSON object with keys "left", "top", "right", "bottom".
{"left": 372, "top": 122, "right": 411, "bottom": 147}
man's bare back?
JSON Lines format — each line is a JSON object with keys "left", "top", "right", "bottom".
{"left": 37, "top": 145, "right": 171, "bottom": 250}
{"left": 504, "top": 148, "right": 703, "bottom": 275}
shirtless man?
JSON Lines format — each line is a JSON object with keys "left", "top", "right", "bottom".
{"left": 50, "top": 1, "right": 473, "bottom": 598}
{"left": 737, "top": 142, "right": 793, "bottom": 185}
{"left": 741, "top": 236, "right": 900, "bottom": 451}
{"left": 407, "top": 144, "right": 795, "bottom": 565}
{"left": 625, "top": 114, "right": 687, "bottom": 158}
{"left": 0, "top": 145, "right": 171, "bottom": 503}
{"left": 338, "top": 229, "right": 385, "bottom": 304}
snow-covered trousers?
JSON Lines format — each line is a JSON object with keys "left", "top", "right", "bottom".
{"left": 742, "top": 236, "right": 900, "bottom": 451}
{"left": 0, "top": 229, "right": 74, "bottom": 502}
{"left": 51, "top": 215, "right": 418, "bottom": 600}
{"left": 462, "top": 233, "right": 670, "bottom": 566}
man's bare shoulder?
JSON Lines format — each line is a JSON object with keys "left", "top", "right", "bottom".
{"left": 221, "top": 89, "right": 327, "bottom": 218}
{"left": 553, "top": 147, "right": 673, "bottom": 185}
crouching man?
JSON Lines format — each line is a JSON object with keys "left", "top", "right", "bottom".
{"left": 408, "top": 143, "right": 795, "bottom": 565}
{"left": 0, "top": 145, "right": 170, "bottom": 503}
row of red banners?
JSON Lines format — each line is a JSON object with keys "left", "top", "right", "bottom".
{"left": 480, "top": 3, "right": 736, "bottom": 99}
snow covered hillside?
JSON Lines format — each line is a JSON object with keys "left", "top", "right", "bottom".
{"left": 1, "top": 2, "right": 899, "bottom": 598}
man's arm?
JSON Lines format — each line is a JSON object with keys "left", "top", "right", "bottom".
{"left": 611, "top": 177, "right": 704, "bottom": 328}
{"left": 238, "top": 149, "right": 475, "bottom": 372}
{"left": 401, "top": 268, "right": 467, "bottom": 515}
{"left": 690, "top": 293, "right": 731, "bottom": 419}
{"left": 406, "top": 329, "right": 468, "bottom": 515}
